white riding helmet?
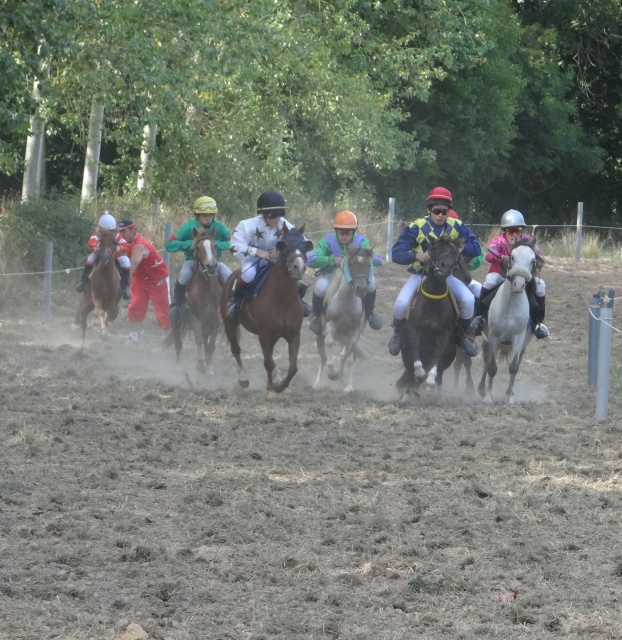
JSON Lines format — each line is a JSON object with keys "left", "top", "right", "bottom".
{"left": 500, "top": 209, "right": 525, "bottom": 229}
{"left": 97, "top": 211, "right": 117, "bottom": 231}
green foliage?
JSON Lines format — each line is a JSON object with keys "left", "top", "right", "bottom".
{"left": 0, "top": 196, "right": 92, "bottom": 271}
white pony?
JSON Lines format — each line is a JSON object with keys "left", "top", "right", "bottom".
{"left": 478, "top": 240, "right": 539, "bottom": 403}
{"left": 313, "top": 247, "right": 374, "bottom": 393}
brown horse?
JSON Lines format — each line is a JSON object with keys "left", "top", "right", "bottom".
{"left": 170, "top": 229, "right": 222, "bottom": 374}
{"left": 312, "top": 246, "right": 374, "bottom": 393}
{"left": 220, "top": 226, "right": 313, "bottom": 393}
{"left": 76, "top": 230, "right": 121, "bottom": 340}
{"left": 396, "top": 235, "right": 461, "bottom": 403}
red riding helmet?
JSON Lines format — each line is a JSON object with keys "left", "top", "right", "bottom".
{"left": 426, "top": 186, "right": 453, "bottom": 207}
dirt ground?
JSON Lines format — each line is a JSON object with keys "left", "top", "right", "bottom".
{"left": 1, "top": 257, "right": 622, "bottom": 640}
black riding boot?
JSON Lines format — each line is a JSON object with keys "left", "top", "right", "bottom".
{"left": 388, "top": 317, "right": 407, "bottom": 356}
{"left": 531, "top": 295, "right": 550, "bottom": 339}
{"left": 298, "top": 282, "right": 311, "bottom": 317}
{"left": 456, "top": 317, "right": 478, "bottom": 357}
{"left": 75, "top": 263, "right": 93, "bottom": 292}
{"left": 363, "top": 290, "right": 383, "bottom": 330}
{"left": 168, "top": 280, "right": 187, "bottom": 325}
{"left": 471, "top": 286, "right": 493, "bottom": 333}
{"left": 118, "top": 266, "right": 132, "bottom": 300}
{"left": 309, "top": 293, "right": 325, "bottom": 335}
{"left": 226, "top": 278, "right": 246, "bottom": 320}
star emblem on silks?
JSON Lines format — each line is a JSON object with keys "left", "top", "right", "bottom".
{"left": 242, "top": 249, "right": 250, "bottom": 257}
{"left": 255, "top": 228, "right": 265, "bottom": 240}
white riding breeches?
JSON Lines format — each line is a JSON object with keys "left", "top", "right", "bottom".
{"left": 179, "top": 259, "right": 231, "bottom": 285}
{"left": 468, "top": 278, "right": 482, "bottom": 299}
{"left": 87, "top": 253, "right": 129, "bottom": 269}
{"left": 393, "top": 273, "right": 475, "bottom": 320}
{"left": 239, "top": 256, "right": 262, "bottom": 283}
{"left": 313, "top": 271, "right": 376, "bottom": 297}
{"left": 483, "top": 272, "right": 545, "bottom": 297}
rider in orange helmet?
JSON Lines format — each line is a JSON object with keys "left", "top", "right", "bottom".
{"left": 307, "top": 210, "right": 383, "bottom": 335}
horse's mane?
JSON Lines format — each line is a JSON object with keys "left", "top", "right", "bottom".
{"left": 192, "top": 229, "right": 214, "bottom": 252}
{"left": 513, "top": 237, "right": 544, "bottom": 276}
{"left": 429, "top": 234, "right": 463, "bottom": 254}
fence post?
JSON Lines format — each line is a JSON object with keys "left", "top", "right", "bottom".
{"left": 596, "top": 290, "right": 615, "bottom": 420}
{"left": 43, "top": 241, "right": 53, "bottom": 323}
{"left": 588, "top": 292, "right": 601, "bottom": 388}
{"left": 576, "top": 202, "right": 583, "bottom": 262}
{"left": 386, "top": 197, "right": 395, "bottom": 263}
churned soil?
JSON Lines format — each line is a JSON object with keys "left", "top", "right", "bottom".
{"left": 1, "top": 257, "right": 622, "bottom": 640}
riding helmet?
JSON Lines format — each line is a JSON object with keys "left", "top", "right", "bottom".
{"left": 426, "top": 186, "right": 453, "bottom": 207}
{"left": 194, "top": 196, "right": 218, "bottom": 215}
{"left": 499, "top": 209, "right": 525, "bottom": 229}
{"left": 97, "top": 212, "right": 117, "bottom": 231}
{"left": 333, "top": 210, "right": 358, "bottom": 230}
{"left": 256, "top": 190, "right": 286, "bottom": 213}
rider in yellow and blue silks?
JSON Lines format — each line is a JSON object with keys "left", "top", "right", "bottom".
{"left": 389, "top": 186, "right": 482, "bottom": 357}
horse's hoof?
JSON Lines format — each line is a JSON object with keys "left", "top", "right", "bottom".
{"left": 238, "top": 376, "right": 249, "bottom": 388}
{"left": 196, "top": 362, "right": 207, "bottom": 374}
{"left": 344, "top": 385, "right": 354, "bottom": 394}
{"left": 398, "top": 393, "right": 411, "bottom": 407}
{"left": 327, "top": 370, "right": 339, "bottom": 381}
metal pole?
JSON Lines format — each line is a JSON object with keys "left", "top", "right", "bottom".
{"left": 596, "top": 291, "right": 615, "bottom": 420}
{"left": 163, "top": 221, "right": 172, "bottom": 270}
{"left": 43, "top": 241, "right": 53, "bottom": 323}
{"left": 386, "top": 197, "right": 395, "bottom": 263}
{"left": 576, "top": 202, "right": 583, "bottom": 262}
{"left": 588, "top": 293, "right": 601, "bottom": 388}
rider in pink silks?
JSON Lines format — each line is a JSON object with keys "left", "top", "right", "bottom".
{"left": 471, "top": 209, "right": 550, "bottom": 339}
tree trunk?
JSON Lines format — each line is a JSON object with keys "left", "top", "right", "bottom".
{"left": 137, "top": 123, "right": 157, "bottom": 191}
{"left": 80, "top": 100, "right": 105, "bottom": 210}
{"left": 22, "top": 67, "right": 48, "bottom": 202}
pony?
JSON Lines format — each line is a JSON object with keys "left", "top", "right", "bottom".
{"left": 168, "top": 229, "right": 222, "bottom": 374}
{"left": 75, "top": 230, "right": 121, "bottom": 340}
{"left": 312, "top": 246, "right": 374, "bottom": 393}
{"left": 220, "top": 226, "right": 313, "bottom": 393}
{"left": 477, "top": 238, "right": 542, "bottom": 403}
{"left": 452, "top": 252, "right": 477, "bottom": 394}
{"left": 396, "top": 235, "right": 461, "bottom": 403}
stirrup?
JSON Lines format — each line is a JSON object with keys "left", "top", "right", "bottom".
{"left": 462, "top": 336, "right": 478, "bottom": 358}
{"left": 534, "top": 323, "right": 550, "bottom": 339}
{"left": 122, "top": 288, "right": 132, "bottom": 301}
{"left": 226, "top": 301, "right": 239, "bottom": 320}
{"left": 75, "top": 280, "right": 86, "bottom": 293}
{"left": 309, "top": 315, "right": 323, "bottom": 335}
{"left": 301, "top": 300, "right": 312, "bottom": 318}
{"left": 368, "top": 313, "right": 383, "bottom": 331}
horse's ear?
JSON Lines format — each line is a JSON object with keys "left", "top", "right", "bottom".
{"left": 192, "top": 228, "right": 199, "bottom": 238}
{"left": 298, "top": 223, "right": 305, "bottom": 235}
{"left": 303, "top": 240, "right": 314, "bottom": 252}
{"left": 276, "top": 240, "right": 286, "bottom": 252}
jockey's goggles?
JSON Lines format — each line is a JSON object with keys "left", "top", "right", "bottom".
{"left": 429, "top": 207, "right": 449, "bottom": 215}
{"left": 265, "top": 211, "right": 283, "bottom": 219}
{"left": 504, "top": 227, "right": 523, "bottom": 234}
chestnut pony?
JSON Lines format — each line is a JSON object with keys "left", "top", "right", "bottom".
{"left": 75, "top": 230, "right": 121, "bottom": 340}
{"left": 220, "top": 226, "right": 312, "bottom": 393}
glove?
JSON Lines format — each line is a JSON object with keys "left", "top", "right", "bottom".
{"left": 267, "top": 248, "right": 280, "bottom": 263}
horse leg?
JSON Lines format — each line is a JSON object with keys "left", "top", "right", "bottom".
{"left": 463, "top": 354, "right": 474, "bottom": 394}
{"left": 203, "top": 328, "right": 216, "bottom": 376}
{"left": 223, "top": 320, "right": 249, "bottom": 388}
{"left": 477, "top": 337, "right": 491, "bottom": 399}
{"left": 325, "top": 326, "right": 340, "bottom": 381}
{"left": 313, "top": 334, "right": 327, "bottom": 390}
{"left": 273, "top": 333, "right": 300, "bottom": 394}
{"left": 190, "top": 317, "right": 206, "bottom": 374}
{"left": 258, "top": 333, "right": 279, "bottom": 393}
{"left": 505, "top": 337, "right": 527, "bottom": 403}
{"left": 342, "top": 338, "right": 358, "bottom": 394}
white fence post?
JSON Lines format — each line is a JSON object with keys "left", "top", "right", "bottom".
{"left": 43, "top": 241, "right": 53, "bottom": 323}
{"left": 596, "top": 290, "right": 615, "bottom": 420}
{"left": 588, "top": 292, "right": 601, "bottom": 389}
{"left": 576, "top": 202, "right": 583, "bottom": 262}
{"left": 386, "top": 197, "right": 395, "bottom": 263}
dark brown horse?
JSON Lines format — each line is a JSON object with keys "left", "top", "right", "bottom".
{"left": 396, "top": 235, "right": 461, "bottom": 403}
{"left": 220, "top": 226, "right": 313, "bottom": 393}
{"left": 76, "top": 230, "right": 121, "bottom": 340}
{"left": 452, "top": 253, "right": 476, "bottom": 393}
{"left": 169, "top": 229, "right": 222, "bottom": 374}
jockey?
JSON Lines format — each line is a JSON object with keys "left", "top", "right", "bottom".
{"left": 471, "top": 209, "right": 549, "bottom": 339}
{"left": 226, "top": 190, "right": 311, "bottom": 320}
{"left": 307, "top": 210, "right": 383, "bottom": 335}
{"left": 165, "top": 196, "right": 232, "bottom": 325}
{"left": 388, "top": 186, "right": 482, "bottom": 357}
{"left": 75, "top": 211, "right": 131, "bottom": 300}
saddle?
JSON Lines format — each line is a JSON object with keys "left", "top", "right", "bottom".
{"left": 406, "top": 281, "right": 460, "bottom": 320}
{"left": 228, "top": 260, "right": 274, "bottom": 312}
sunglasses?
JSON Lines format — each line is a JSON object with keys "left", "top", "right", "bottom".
{"left": 505, "top": 227, "right": 523, "bottom": 234}
{"left": 265, "top": 211, "right": 282, "bottom": 219}
{"left": 430, "top": 208, "right": 449, "bottom": 215}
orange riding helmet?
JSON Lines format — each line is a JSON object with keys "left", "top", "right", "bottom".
{"left": 333, "top": 210, "right": 358, "bottom": 230}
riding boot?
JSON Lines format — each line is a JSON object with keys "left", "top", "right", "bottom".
{"left": 119, "top": 267, "right": 132, "bottom": 300}
{"left": 363, "top": 290, "right": 383, "bottom": 330}
{"left": 531, "top": 295, "right": 550, "bottom": 339}
{"left": 168, "top": 280, "right": 187, "bottom": 325}
{"left": 226, "top": 277, "right": 246, "bottom": 320}
{"left": 298, "top": 282, "right": 311, "bottom": 317}
{"left": 456, "top": 317, "right": 478, "bottom": 357}
{"left": 388, "top": 317, "right": 407, "bottom": 356}
{"left": 75, "top": 263, "right": 93, "bottom": 293}
{"left": 471, "top": 286, "right": 493, "bottom": 333}
{"left": 309, "top": 293, "right": 325, "bottom": 335}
